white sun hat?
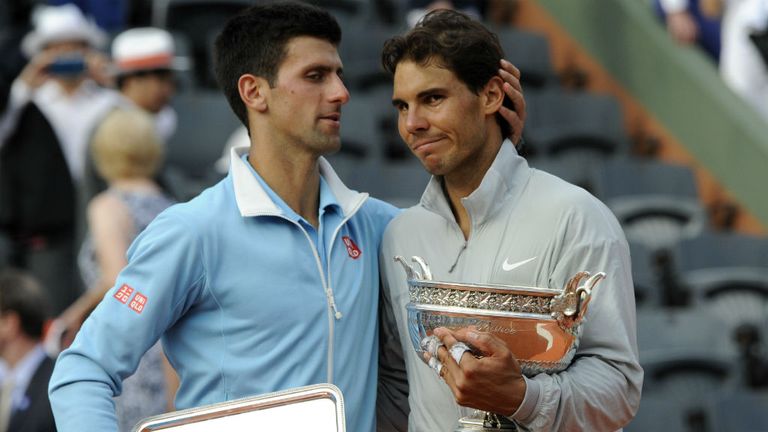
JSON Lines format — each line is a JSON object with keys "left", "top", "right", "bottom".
{"left": 21, "top": 4, "right": 107, "bottom": 58}
{"left": 112, "top": 27, "right": 177, "bottom": 76}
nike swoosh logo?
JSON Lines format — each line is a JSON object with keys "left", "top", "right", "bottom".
{"left": 502, "top": 256, "right": 536, "bottom": 272}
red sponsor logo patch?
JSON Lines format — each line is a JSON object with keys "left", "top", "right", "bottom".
{"left": 113, "top": 284, "right": 134, "bottom": 304}
{"left": 129, "top": 292, "right": 148, "bottom": 314}
{"left": 342, "top": 236, "right": 361, "bottom": 259}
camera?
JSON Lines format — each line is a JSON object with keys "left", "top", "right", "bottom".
{"left": 47, "top": 55, "right": 86, "bottom": 77}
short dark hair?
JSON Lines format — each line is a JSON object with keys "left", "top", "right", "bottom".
{"left": 214, "top": 1, "right": 342, "bottom": 128}
{"left": 381, "top": 9, "right": 511, "bottom": 139}
{"left": 0, "top": 269, "right": 50, "bottom": 339}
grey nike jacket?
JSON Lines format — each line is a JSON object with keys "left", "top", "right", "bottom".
{"left": 378, "top": 141, "right": 643, "bottom": 431}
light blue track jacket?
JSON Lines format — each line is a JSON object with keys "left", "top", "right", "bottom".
{"left": 49, "top": 146, "right": 399, "bottom": 432}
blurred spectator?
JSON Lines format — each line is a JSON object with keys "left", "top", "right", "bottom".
{"left": 82, "top": 27, "right": 179, "bottom": 202}
{"left": 0, "top": 269, "right": 56, "bottom": 432}
{"left": 111, "top": 28, "right": 178, "bottom": 142}
{"left": 654, "top": 0, "right": 722, "bottom": 61}
{"left": 50, "top": 108, "right": 176, "bottom": 431}
{"left": 714, "top": 0, "right": 768, "bottom": 121}
{"left": 0, "top": 4, "right": 118, "bottom": 314}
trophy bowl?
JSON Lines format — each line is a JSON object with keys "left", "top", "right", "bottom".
{"left": 394, "top": 256, "right": 606, "bottom": 431}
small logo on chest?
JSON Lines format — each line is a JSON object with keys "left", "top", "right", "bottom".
{"left": 342, "top": 236, "right": 362, "bottom": 259}
{"left": 502, "top": 256, "right": 536, "bottom": 271}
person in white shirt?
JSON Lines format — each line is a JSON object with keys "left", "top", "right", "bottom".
{"left": 0, "top": 4, "right": 117, "bottom": 182}
{"left": 0, "top": 4, "right": 117, "bottom": 315}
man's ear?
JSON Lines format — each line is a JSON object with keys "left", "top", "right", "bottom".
{"left": 482, "top": 76, "right": 505, "bottom": 115}
{"left": 238, "top": 73, "right": 269, "bottom": 113}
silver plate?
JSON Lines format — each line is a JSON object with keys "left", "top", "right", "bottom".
{"left": 131, "top": 384, "right": 345, "bottom": 432}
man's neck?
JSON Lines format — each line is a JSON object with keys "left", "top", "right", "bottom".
{"left": 247, "top": 142, "right": 321, "bottom": 228}
{"left": 442, "top": 134, "right": 504, "bottom": 240}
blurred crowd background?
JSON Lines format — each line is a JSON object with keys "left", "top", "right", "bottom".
{"left": 0, "top": 0, "right": 767, "bottom": 431}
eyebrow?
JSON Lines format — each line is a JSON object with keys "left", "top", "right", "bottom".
{"left": 391, "top": 86, "right": 447, "bottom": 107}
{"left": 303, "top": 64, "right": 344, "bottom": 75}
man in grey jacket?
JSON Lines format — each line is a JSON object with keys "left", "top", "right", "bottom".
{"left": 377, "top": 9, "right": 643, "bottom": 431}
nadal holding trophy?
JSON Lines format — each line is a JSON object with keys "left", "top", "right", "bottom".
{"left": 378, "top": 10, "right": 643, "bottom": 431}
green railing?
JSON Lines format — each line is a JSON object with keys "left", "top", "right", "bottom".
{"left": 533, "top": 0, "right": 768, "bottom": 226}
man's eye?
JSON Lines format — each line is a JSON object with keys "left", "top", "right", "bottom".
{"left": 307, "top": 73, "right": 323, "bottom": 81}
{"left": 426, "top": 95, "right": 443, "bottom": 104}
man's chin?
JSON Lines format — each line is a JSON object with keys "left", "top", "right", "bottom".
{"left": 419, "top": 157, "right": 444, "bottom": 176}
{"left": 318, "top": 136, "right": 342, "bottom": 155}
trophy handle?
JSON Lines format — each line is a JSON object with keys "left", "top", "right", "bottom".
{"left": 552, "top": 271, "right": 606, "bottom": 330}
{"left": 393, "top": 255, "right": 433, "bottom": 281}
{"left": 574, "top": 272, "right": 605, "bottom": 322}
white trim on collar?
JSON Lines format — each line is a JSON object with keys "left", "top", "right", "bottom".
{"left": 229, "top": 146, "right": 368, "bottom": 217}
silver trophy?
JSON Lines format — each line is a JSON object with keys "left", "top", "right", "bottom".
{"left": 395, "top": 256, "right": 605, "bottom": 431}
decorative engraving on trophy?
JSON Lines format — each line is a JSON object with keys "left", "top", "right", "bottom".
{"left": 410, "top": 285, "right": 553, "bottom": 314}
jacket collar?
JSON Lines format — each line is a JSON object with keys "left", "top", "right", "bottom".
{"left": 420, "top": 139, "right": 532, "bottom": 228}
{"left": 229, "top": 146, "right": 368, "bottom": 218}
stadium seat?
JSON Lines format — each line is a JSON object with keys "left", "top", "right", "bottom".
{"left": 670, "top": 231, "right": 768, "bottom": 328}
{"left": 153, "top": 0, "right": 253, "bottom": 88}
{"left": 164, "top": 90, "right": 241, "bottom": 200}
{"left": 707, "top": 390, "right": 768, "bottom": 431}
{"left": 523, "top": 89, "right": 629, "bottom": 158}
{"left": 628, "top": 241, "right": 662, "bottom": 308}
{"left": 592, "top": 158, "right": 707, "bottom": 251}
{"left": 338, "top": 21, "right": 398, "bottom": 92}
{"left": 636, "top": 308, "right": 740, "bottom": 403}
{"left": 625, "top": 393, "right": 709, "bottom": 432}
{"left": 491, "top": 27, "right": 558, "bottom": 89}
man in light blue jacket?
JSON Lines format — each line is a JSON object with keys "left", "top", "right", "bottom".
{"left": 47, "top": 3, "right": 399, "bottom": 431}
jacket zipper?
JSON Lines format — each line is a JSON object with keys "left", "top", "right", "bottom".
{"left": 278, "top": 193, "right": 368, "bottom": 383}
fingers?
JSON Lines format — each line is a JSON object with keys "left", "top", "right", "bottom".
{"left": 500, "top": 59, "right": 520, "bottom": 81}
{"left": 497, "top": 59, "right": 526, "bottom": 144}
{"left": 499, "top": 105, "right": 523, "bottom": 145}
{"left": 447, "top": 326, "right": 509, "bottom": 359}
{"left": 20, "top": 51, "right": 57, "bottom": 88}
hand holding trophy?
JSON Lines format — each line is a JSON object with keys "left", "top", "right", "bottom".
{"left": 395, "top": 256, "right": 605, "bottom": 431}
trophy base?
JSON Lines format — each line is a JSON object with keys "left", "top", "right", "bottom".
{"left": 455, "top": 411, "right": 518, "bottom": 431}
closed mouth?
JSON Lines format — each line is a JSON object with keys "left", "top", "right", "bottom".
{"left": 411, "top": 136, "right": 445, "bottom": 151}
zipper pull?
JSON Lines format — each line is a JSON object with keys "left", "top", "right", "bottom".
{"left": 329, "top": 293, "right": 343, "bottom": 320}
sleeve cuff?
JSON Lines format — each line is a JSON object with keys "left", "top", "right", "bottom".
{"left": 509, "top": 375, "right": 540, "bottom": 424}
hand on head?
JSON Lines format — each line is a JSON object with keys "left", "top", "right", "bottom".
{"left": 497, "top": 59, "right": 526, "bottom": 145}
